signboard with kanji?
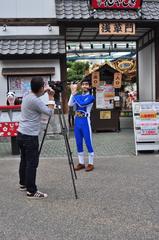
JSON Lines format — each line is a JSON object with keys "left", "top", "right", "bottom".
{"left": 114, "top": 72, "right": 122, "bottom": 88}
{"left": 92, "top": 71, "right": 100, "bottom": 88}
{"left": 91, "top": 0, "right": 142, "bottom": 9}
{"left": 99, "top": 23, "right": 135, "bottom": 35}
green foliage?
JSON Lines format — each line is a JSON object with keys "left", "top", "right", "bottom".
{"left": 67, "top": 61, "right": 89, "bottom": 83}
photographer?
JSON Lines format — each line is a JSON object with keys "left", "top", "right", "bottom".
{"left": 17, "top": 76, "right": 55, "bottom": 199}
{"left": 68, "top": 79, "right": 95, "bottom": 172}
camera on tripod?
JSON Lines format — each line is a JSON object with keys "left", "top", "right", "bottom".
{"left": 48, "top": 81, "right": 65, "bottom": 103}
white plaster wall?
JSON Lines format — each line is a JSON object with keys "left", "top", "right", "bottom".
{"left": 0, "top": 59, "right": 61, "bottom": 105}
{"left": 0, "top": 0, "right": 56, "bottom": 18}
{"left": 0, "top": 26, "right": 59, "bottom": 36}
{"left": 138, "top": 42, "right": 156, "bottom": 101}
{"left": 0, "top": 64, "right": 7, "bottom": 105}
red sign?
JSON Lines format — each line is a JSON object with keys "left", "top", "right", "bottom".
{"left": 91, "top": 0, "right": 142, "bottom": 9}
{"left": 0, "top": 122, "right": 19, "bottom": 137}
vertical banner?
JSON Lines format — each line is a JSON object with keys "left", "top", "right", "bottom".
{"left": 113, "top": 72, "right": 122, "bottom": 88}
{"left": 92, "top": 71, "right": 100, "bottom": 88}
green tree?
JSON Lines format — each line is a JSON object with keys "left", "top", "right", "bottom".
{"left": 67, "top": 61, "right": 90, "bottom": 83}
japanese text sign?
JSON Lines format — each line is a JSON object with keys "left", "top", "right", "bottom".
{"left": 99, "top": 23, "right": 135, "bottom": 35}
{"left": 91, "top": 0, "right": 142, "bottom": 9}
{"left": 92, "top": 71, "right": 100, "bottom": 88}
{"left": 114, "top": 72, "right": 122, "bottom": 88}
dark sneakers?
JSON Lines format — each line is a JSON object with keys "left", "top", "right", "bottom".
{"left": 27, "top": 191, "right": 48, "bottom": 199}
{"left": 19, "top": 184, "right": 27, "bottom": 191}
{"left": 74, "top": 163, "right": 85, "bottom": 171}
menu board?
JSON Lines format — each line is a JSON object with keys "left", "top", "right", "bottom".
{"left": 132, "top": 102, "right": 159, "bottom": 155}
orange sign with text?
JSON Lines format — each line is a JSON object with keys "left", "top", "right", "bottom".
{"left": 92, "top": 71, "right": 100, "bottom": 88}
{"left": 140, "top": 112, "right": 157, "bottom": 119}
{"left": 114, "top": 72, "right": 122, "bottom": 88}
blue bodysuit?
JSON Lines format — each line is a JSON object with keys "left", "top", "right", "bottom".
{"left": 68, "top": 93, "right": 95, "bottom": 164}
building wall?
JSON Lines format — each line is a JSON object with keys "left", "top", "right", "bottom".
{"left": 0, "top": 0, "right": 56, "bottom": 18}
{"left": 138, "top": 42, "right": 155, "bottom": 101}
{"left": 0, "top": 26, "right": 59, "bottom": 37}
{"left": 0, "top": 59, "right": 60, "bottom": 105}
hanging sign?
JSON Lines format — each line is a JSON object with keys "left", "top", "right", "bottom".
{"left": 92, "top": 71, "right": 100, "bottom": 88}
{"left": 114, "top": 72, "right": 122, "bottom": 88}
{"left": 99, "top": 23, "right": 135, "bottom": 35}
{"left": 91, "top": 0, "right": 142, "bottom": 9}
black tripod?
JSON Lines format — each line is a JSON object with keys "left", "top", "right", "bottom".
{"left": 39, "top": 104, "right": 78, "bottom": 199}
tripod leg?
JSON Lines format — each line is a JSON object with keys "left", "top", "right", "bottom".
{"left": 39, "top": 115, "right": 51, "bottom": 156}
{"left": 57, "top": 107, "right": 78, "bottom": 199}
{"left": 57, "top": 107, "right": 77, "bottom": 179}
{"left": 59, "top": 107, "right": 77, "bottom": 179}
{"left": 63, "top": 134, "right": 78, "bottom": 199}
{"left": 64, "top": 133, "right": 77, "bottom": 179}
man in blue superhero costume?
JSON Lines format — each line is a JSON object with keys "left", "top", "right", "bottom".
{"left": 68, "top": 79, "right": 95, "bottom": 172}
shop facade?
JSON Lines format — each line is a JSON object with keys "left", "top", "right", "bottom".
{"left": 55, "top": 0, "right": 159, "bottom": 129}
{"left": 0, "top": 0, "right": 159, "bottom": 113}
{"left": 55, "top": 0, "right": 159, "bottom": 100}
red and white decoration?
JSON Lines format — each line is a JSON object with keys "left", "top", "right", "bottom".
{"left": 0, "top": 122, "right": 19, "bottom": 137}
{"left": 0, "top": 105, "right": 21, "bottom": 137}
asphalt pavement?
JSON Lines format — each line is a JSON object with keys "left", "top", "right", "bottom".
{"left": 1, "top": 130, "right": 159, "bottom": 239}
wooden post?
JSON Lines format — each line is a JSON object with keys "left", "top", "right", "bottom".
{"left": 60, "top": 54, "right": 68, "bottom": 114}
{"left": 155, "top": 28, "right": 159, "bottom": 100}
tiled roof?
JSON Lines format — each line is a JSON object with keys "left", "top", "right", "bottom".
{"left": 0, "top": 39, "right": 65, "bottom": 55}
{"left": 56, "top": 0, "right": 159, "bottom": 20}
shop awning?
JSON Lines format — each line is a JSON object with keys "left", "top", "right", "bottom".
{"left": 2, "top": 67, "right": 55, "bottom": 76}
{"left": 0, "top": 39, "right": 65, "bottom": 56}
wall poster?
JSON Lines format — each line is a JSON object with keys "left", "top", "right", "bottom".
{"left": 96, "top": 84, "right": 115, "bottom": 109}
{"left": 8, "top": 76, "right": 50, "bottom": 97}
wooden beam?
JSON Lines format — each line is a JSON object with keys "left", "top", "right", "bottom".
{"left": 0, "top": 18, "right": 57, "bottom": 26}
